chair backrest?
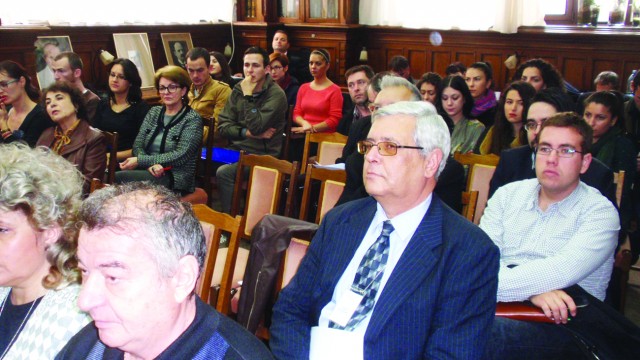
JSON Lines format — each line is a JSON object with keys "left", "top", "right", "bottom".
{"left": 301, "top": 132, "right": 348, "bottom": 173}
{"left": 231, "top": 151, "right": 300, "bottom": 237}
{"left": 280, "top": 238, "right": 311, "bottom": 289}
{"left": 461, "top": 190, "right": 479, "bottom": 222}
{"left": 192, "top": 204, "right": 242, "bottom": 315}
{"left": 453, "top": 151, "right": 500, "bottom": 167}
{"left": 614, "top": 170, "right": 625, "bottom": 208}
{"left": 467, "top": 164, "right": 496, "bottom": 224}
{"left": 299, "top": 164, "right": 347, "bottom": 224}
{"left": 101, "top": 130, "right": 119, "bottom": 184}
{"left": 195, "top": 116, "right": 215, "bottom": 200}
{"left": 90, "top": 178, "right": 108, "bottom": 193}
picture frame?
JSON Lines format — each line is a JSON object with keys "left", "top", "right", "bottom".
{"left": 161, "top": 33, "right": 194, "bottom": 68}
{"left": 34, "top": 36, "right": 73, "bottom": 90}
{"left": 113, "top": 33, "right": 156, "bottom": 89}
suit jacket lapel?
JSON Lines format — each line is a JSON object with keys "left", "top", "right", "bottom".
{"left": 365, "top": 197, "right": 445, "bottom": 340}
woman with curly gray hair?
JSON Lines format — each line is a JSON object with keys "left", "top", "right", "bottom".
{"left": 0, "top": 143, "right": 90, "bottom": 359}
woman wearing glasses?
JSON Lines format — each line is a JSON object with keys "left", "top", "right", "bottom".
{"left": 269, "top": 52, "right": 300, "bottom": 107}
{"left": 93, "top": 58, "right": 150, "bottom": 162}
{"left": 583, "top": 91, "right": 636, "bottom": 229}
{"left": 0, "top": 61, "right": 53, "bottom": 147}
{"left": 116, "top": 65, "right": 202, "bottom": 196}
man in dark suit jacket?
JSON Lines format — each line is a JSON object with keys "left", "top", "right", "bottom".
{"left": 489, "top": 88, "right": 614, "bottom": 203}
{"left": 270, "top": 101, "right": 499, "bottom": 359}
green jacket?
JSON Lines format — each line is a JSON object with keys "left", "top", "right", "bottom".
{"left": 218, "top": 75, "right": 287, "bottom": 156}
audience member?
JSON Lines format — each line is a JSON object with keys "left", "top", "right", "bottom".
{"left": 480, "top": 112, "right": 620, "bottom": 359}
{"left": 514, "top": 58, "right": 566, "bottom": 93}
{"left": 336, "top": 75, "right": 465, "bottom": 213}
{"left": 217, "top": 46, "right": 287, "bottom": 214}
{"left": 489, "top": 88, "right": 614, "bottom": 202}
{"left": 477, "top": 81, "right": 536, "bottom": 155}
{"left": 388, "top": 55, "right": 413, "bottom": 83}
{"left": 92, "top": 58, "right": 150, "bottom": 161}
{"left": 209, "top": 51, "right": 240, "bottom": 88}
{"left": 445, "top": 61, "right": 466, "bottom": 77}
{"left": 272, "top": 29, "right": 312, "bottom": 83}
{"left": 465, "top": 62, "right": 498, "bottom": 127}
{"left": 576, "top": 70, "right": 620, "bottom": 114}
{"left": 416, "top": 72, "right": 442, "bottom": 106}
{"left": 292, "top": 49, "right": 342, "bottom": 134}
{"left": 441, "top": 75, "right": 484, "bottom": 153}
{"left": 116, "top": 66, "right": 202, "bottom": 196}
{"left": 52, "top": 52, "right": 100, "bottom": 122}
{"left": 269, "top": 52, "right": 300, "bottom": 107}
{"left": 0, "top": 143, "right": 90, "bottom": 358}
{"left": 337, "top": 64, "right": 374, "bottom": 136}
{"left": 583, "top": 91, "right": 636, "bottom": 230}
{"left": 270, "top": 101, "right": 499, "bottom": 359}
{"left": 56, "top": 182, "right": 274, "bottom": 359}
{"left": 0, "top": 60, "right": 53, "bottom": 147}
{"left": 186, "top": 47, "right": 231, "bottom": 144}
{"left": 36, "top": 82, "right": 106, "bottom": 193}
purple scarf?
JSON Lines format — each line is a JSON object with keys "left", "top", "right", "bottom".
{"left": 471, "top": 89, "right": 497, "bottom": 118}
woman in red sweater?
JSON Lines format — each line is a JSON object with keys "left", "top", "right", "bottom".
{"left": 292, "top": 49, "right": 343, "bottom": 134}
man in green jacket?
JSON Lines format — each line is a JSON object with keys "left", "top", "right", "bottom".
{"left": 217, "top": 46, "right": 287, "bottom": 213}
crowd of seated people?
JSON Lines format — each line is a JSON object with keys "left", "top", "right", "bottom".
{"left": 4, "top": 34, "right": 640, "bottom": 359}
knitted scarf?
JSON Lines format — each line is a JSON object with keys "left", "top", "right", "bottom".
{"left": 471, "top": 89, "right": 497, "bottom": 118}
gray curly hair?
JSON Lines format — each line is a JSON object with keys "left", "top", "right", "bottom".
{"left": 0, "top": 143, "right": 84, "bottom": 287}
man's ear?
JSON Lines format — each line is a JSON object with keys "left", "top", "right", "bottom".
{"left": 424, "top": 148, "right": 443, "bottom": 179}
{"left": 172, "top": 255, "right": 200, "bottom": 302}
{"left": 73, "top": 68, "right": 82, "bottom": 80}
{"left": 580, "top": 153, "right": 592, "bottom": 175}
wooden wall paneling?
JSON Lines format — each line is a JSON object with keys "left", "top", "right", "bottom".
{"left": 231, "top": 24, "right": 268, "bottom": 74}
{"left": 455, "top": 52, "right": 476, "bottom": 71}
{"left": 431, "top": 51, "right": 452, "bottom": 77}
{"left": 623, "top": 61, "right": 640, "bottom": 90}
{"left": 561, "top": 57, "right": 589, "bottom": 90}
{"left": 591, "top": 58, "right": 621, "bottom": 90}
{"left": 407, "top": 48, "right": 427, "bottom": 80}
{"left": 480, "top": 53, "right": 506, "bottom": 92}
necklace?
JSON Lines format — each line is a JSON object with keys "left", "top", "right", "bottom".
{"left": 0, "top": 293, "right": 39, "bottom": 359}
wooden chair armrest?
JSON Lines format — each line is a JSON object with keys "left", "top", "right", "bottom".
{"left": 496, "top": 301, "right": 554, "bottom": 323}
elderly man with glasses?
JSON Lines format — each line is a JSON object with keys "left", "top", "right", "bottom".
{"left": 270, "top": 101, "right": 499, "bottom": 360}
{"left": 480, "top": 112, "right": 621, "bottom": 359}
{"left": 489, "top": 88, "right": 614, "bottom": 202}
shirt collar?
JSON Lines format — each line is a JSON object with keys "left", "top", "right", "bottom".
{"left": 373, "top": 195, "right": 432, "bottom": 243}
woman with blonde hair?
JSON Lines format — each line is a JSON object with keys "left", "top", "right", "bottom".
{"left": 0, "top": 143, "right": 90, "bottom": 359}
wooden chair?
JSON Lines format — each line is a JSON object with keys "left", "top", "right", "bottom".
{"left": 192, "top": 204, "right": 242, "bottom": 315}
{"left": 193, "top": 116, "right": 215, "bottom": 203}
{"left": 453, "top": 151, "right": 500, "bottom": 167}
{"left": 613, "top": 170, "right": 625, "bottom": 208}
{"left": 281, "top": 104, "right": 296, "bottom": 160}
{"left": 100, "top": 130, "right": 119, "bottom": 184}
{"left": 300, "top": 132, "right": 348, "bottom": 174}
{"left": 464, "top": 164, "right": 496, "bottom": 224}
{"left": 461, "top": 190, "right": 479, "bottom": 222}
{"left": 299, "top": 163, "right": 346, "bottom": 224}
{"left": 230, "top": 151, "right": 300, "bottom": 238}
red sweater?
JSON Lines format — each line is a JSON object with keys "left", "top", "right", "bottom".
{"left": 293, "top": 83, "right": 343, "bottom": 132}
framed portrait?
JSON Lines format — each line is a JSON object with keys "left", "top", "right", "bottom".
{"left": 34, "top": 36, "right": 73, "bottom": 90}
{"left": 161, "top": 33, "right": 193, "bottom": 69}
{"left": 113, "top": 33, "right": 156, "bottom": 89}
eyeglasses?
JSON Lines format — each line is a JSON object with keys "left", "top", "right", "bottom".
{"left": 270, "top": 65, "right": 283, "bottom": 71}
{"left": 524, "top": 120, "right": 545, "bottom": 132}
{"left": 109, "top": 72, "right": 126, "bottom": 81}
{"left": 536, "top": 145, "right": 583, "bottom": 158}
{"left": 158, "top": 84, "right": 181, "bottom": 94}
{"left": 0, "top": 79, "right": 18, "bottom": 89}
{"left": 357, "top": 140, "right": 423, "bottom": 156}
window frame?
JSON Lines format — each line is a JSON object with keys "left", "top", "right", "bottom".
{"left": 544, "top": 0, "right": 576, "bottom": 25}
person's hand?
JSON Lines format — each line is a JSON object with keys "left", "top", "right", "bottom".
{"left": 148, "top": 164, "right": 166, "bottom": 178}
{"left": 247, "top": 127, "right": 277, "bottom": 139}
{"left": 240, "top": 76, "right": 258, "bottom": 96}
{"left": 530, "top": 290, "right": 577, "bottom": 324}
{"left": 0, "top": 102, "right": 9, "bottom": 131}
{"left": 119, "top": 157, "right": 138, "bottom": 170}
{"left": 291, "top": 120, "right": 312, "bottom": 134}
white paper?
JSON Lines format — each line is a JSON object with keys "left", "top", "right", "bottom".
{"left": 313, "top": 162, "right": 345, "bottom": 170}
{"left": 310, "top": 326, "right": 364, "bottom": 360}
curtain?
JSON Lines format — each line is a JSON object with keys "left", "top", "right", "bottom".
{"left": 359, "top": 0, "right": 546, "bottom": 33}
{"left": 3, "top": 0, "right": 234, "bottom": 26}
